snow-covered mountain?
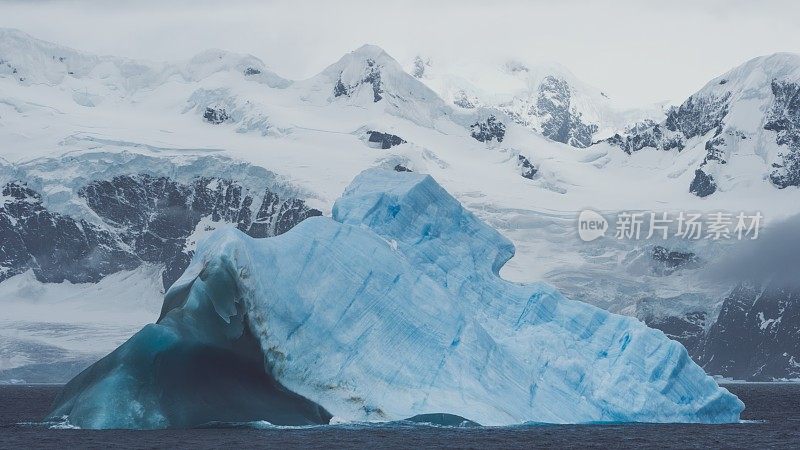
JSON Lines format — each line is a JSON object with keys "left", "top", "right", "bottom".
{"left": 0, "top": 153, "right": 320, "bottom": 288}
{"left": 410, "top": 55, "right": 660, "bottom": 147}
{"left": 0, "top": 152, "right": 320, "bottom": 382}
{"left": 603, "top": 53, "right": 800, "bottom": 197}
{"left": 590, "top": 53, "right": 800, "bottom": 380}
{"left": 2, "top": 28, "right": 800, "bottom": 382}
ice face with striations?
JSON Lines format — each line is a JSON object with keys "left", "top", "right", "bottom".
{"left": 47, "top": 169, "right": 744, "bottom": 428}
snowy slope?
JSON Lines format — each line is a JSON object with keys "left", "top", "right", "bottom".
{"left": 2, "top": 29, "right": 800, "bottom": 382}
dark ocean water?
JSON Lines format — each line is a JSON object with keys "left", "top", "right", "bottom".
{"left": 1, "top": 383, "right": 798, "bottom": 449}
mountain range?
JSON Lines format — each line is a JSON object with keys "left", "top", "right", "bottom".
{"left": 1, "top": 28, "right": 799, "bottom": 381}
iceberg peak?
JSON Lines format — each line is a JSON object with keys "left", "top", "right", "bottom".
{"left": 333, "top": 169, "right": 515, "bottom": 277}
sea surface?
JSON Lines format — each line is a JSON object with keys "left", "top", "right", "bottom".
{"left": 1, "top": 383, "right": 798, "bottom": 449}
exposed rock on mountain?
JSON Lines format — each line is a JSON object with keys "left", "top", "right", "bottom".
{"left": 188, "top": 88, "right": 272, "bottom": 135}
{"left": 605, "top": 53, "right": 800, "bottom": 197}
{"left": 203, "top": 106, "right": 229, "bottom": 124}
{"left": 80, "top": 174, "right": 320, "bottom": 288}
{"left": 333, "top": 58, "right": 383, "bottom": 102}
{"left": 366, "top": 131, "right": 406, "bottom": 149}
{"left": 303, "top": 45, "right": 448, "bottom": 128}
{"left": 689, "top": 169, "right": 717, "bottom": 197}
{"left": 416, "top": 58, "right": 653, "bottom": 148}
{"left": 699, "top": 281, "right": 800, "bottom": 381}
{"left": 665, "top": 94, "right": 730, "bottom": 140}
{"left": 502, "top": 76, "right": 599, "bottom": 148}
{"left": 470, "top": 115, "right": 506, "bottom": 143}
{"left": 651, "top": 245, "right": 700, "bottom": 276}
{"left": 0, "top": 182, "right": 138, "bottom": 283}
{"left": 605, "top": 119, "right": 684, "bottom": 154}
{"left": 518, "top": 154, "right": 537, "bottom": 179}
{"left": 766, "top": 80, "right": 800, "bottom": 188}
{"left": 606, "top": 93, "right": 729, "bottom": 165}
{"left": 0, "top": 155, "right": 321, "bottom": 290}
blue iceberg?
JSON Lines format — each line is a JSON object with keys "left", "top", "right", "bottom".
{"left": 47, "top": 169, "right": 744, "bottom": 428}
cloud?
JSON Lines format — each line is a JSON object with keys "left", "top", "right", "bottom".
{"left": 704, "top": 213, "right": 800, "bottom": 288}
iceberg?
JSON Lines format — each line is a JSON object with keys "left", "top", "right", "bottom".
{"left": 47, "top": 169, "right": 744, "bottom": 428}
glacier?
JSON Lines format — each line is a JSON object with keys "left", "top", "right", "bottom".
{"left": 47, "top": 169, "right": 744, "bottom": 428}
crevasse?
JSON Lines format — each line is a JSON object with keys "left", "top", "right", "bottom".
{"left": 47, "top": 169, "right": 744, "bottom": 428}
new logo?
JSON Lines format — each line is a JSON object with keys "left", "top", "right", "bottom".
{"left": 578, "top": 210, "right": 608, "bottom": 242}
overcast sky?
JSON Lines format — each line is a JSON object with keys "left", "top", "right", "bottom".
{"left": 2, "top": 0, "right": 799, "bottom": 105}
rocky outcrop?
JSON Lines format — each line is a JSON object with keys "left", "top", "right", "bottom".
{"left": 688, "top": 132, "right": 727, "bottom": 197}
{"left": 640, "top": 278, "right": 800, "bottom": 381}
{"left": 689, "top": 169, "right": 717, "bottom": 197}
{"left": 650, "top": 245, "right": 700, "bottom": 275}
{"left": 188, "top": 88, "right": 271, "bottom": 135}
{"left": 203, "top": 106, "right": 229, "bottom": 124}
{"left": 699, "top": 282, "right": 800, "bottom": 381}
{"left": 470, "top": 115, "right": 506, "bottom": 143}
{"left": 608, "top": 93, "right": 729, "bottom": 155}
{"left": 665, "top": 93, "right": 731, "bottom": 139}
{"left": 535, "top": 76, "right": 598, "bottom": 148}
{"left": 766, "top": 80, "right": 800, "bottom": 188}
{"left": 79, "top": 174, "right": 321, "bottom": 288}
{"left": 366, "top": 131, "right": 406, "bottom": 149}
{"left": 333, "top": 58, "right": 383, "bottom": 102}
{"left": 0, "top": 182, "right": 138, "bottom": 283}
{"left": 606, "top": 92, "right": 732, "bottom": 197}
{"left": 501, "top": 76, "right": 598, "bottom": 148}
{"left": 606, "top": 120, "right": 684, "bottom": 154}
{"left": 518, "top": 154, "right": 537, "bottom": 179}
{"left": 1, "top": 175, "right": 320, "bottom": 290}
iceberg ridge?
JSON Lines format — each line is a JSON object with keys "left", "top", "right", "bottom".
{"left": 47, "top": 169, "right": 744, "bottom": 428}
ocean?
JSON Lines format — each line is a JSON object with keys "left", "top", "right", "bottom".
{"left": 1, "top": 383, "right": 798, "bottom": 449}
